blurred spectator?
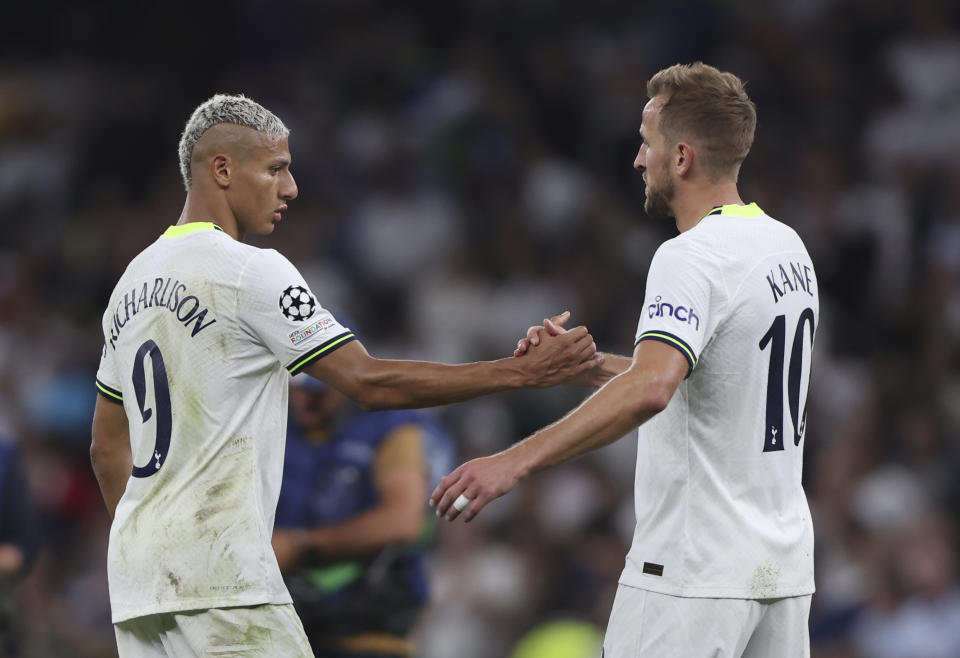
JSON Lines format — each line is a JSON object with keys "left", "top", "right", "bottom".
{"left": 852, "top": 512, "right": 960, "bottom": 658}
{"left": 0, "top": 439, "right": 41, "bottom": 657}
{"left": 273, "top": 375, "right": 454, "bottom": 658}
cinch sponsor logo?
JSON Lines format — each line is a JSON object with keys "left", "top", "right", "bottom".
{"left": 288, "top": 315, "right": 335, "bottom": 345}
{"left": 648, "top": 296, "right": 700, "bottom": 331}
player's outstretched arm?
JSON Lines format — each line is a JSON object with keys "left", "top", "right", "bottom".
{"left": 90, "top": 396, "right": 132, "bottom": 519}
{"left": 430, "top": 339, "right": 688, "bottom": 522}
{"left": 514, "top": 312, "right": 631, "bottom": 386}
{"left": 305, "top": 326, "right": 601, "bottom": 411}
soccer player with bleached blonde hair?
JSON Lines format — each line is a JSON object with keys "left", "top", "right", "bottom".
{"left": 90, "top": 93, "right": 601, "bottom": 657}
{"left": 433, "top": 62, "right": 818, "bottom": 657}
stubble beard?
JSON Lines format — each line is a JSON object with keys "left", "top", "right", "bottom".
{"left": 643, "top": 175, "right": 676, "bottom": 221}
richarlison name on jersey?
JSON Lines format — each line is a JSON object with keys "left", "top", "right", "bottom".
{"left": 107, "top": 277, "right": 217, "bottom": 350}
{"left": 767, "top": 261, "right": 815, "bottom": 303}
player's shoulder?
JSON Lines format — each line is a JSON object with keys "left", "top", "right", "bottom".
{"left": 236, "top": 244, "right": 297, "bottom": 276}
{"left": 651, "top": 229, "right": 716, "bottom": 270}
{"left": 686, "top": 208, "right": 808, "bottom": 257}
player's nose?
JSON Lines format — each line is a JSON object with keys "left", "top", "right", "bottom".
{"left": 634, "top": 149, "right": 646, "bottom": 171}
{"left": 281, "top": 170, "right": 298, "bottom": 201}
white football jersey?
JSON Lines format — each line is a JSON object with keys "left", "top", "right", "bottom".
{"left": 95, "top": 222, "right": 354, "bottom": 622}
{"left": 622, "top": 203, "right": 818, "bottom": 599}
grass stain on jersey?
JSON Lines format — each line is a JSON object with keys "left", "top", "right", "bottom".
{"left": 748, "top": 559, "right": 781, "bottom": 598}
{"left": 167, "top": 571, "right": 182, "bottom": 594}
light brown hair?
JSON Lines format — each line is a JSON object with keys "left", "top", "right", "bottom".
{"left": 647, "top": 62, "right": 757, "bottom": 181}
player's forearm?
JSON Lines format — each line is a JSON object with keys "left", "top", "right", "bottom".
{"left": 90, "top": 440, "right": 131, "bottom": 519}
{"left": 353, "top": 358, "right": 530, "bottom": 410}
{"left": 304, "top": 506, "right": 425, "bottom": 558}
{"left": 589, "top": 352, "right": 632, "bottom": 385}
{"left": 509, "top": 369, "right": 669, "bottom": 477}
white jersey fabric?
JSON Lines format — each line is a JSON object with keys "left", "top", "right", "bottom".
{"left": 623, "top": 203, "right": 818, "bottom": 599}
{"left": 95, "top": 222, "right": 354, "bottom": 623}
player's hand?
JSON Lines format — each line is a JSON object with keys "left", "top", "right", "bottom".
{"left": 272, "top": 529, "right": 307, "bottom": 572}
{"left": 515, "top": 312, "right": 609, "bottom": 387}
{"left": 520, "top": 325, "right": 601, "bottom": 387}
{"left": 512, "top": 313, "right": 603, "bottom": 387}
{"left": 514, "top": 311, "right": 570, "bottom": 357}
{"left": 429, "top": 453, "right": 521, "bottom": 523}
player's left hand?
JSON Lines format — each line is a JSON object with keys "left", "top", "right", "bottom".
{"left": 429, "top": 453, "right": 521, "bottom": 523}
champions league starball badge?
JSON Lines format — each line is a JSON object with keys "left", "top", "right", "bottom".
{"left": 279, "top": 285, "right": 317, "bottom": 321}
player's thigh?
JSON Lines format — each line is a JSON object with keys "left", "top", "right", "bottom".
{"left": 603, "top": 585, "right": 761, "bottom": 658}
{"left": 741, "top": 595, "right": 811, "bottom": 658}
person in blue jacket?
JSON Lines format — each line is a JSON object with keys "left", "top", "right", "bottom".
{"left": 273, "top": 373, "right": 455, "bottom": 658}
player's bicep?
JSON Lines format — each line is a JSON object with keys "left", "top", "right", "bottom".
{"left": 302, "top": 340, "right": 377, "bottom": 403}
{"left": 237, "top": 249, "right": 356, "bottom": 372}
{"left": 635, "top": 241, "right": 717, "bottom": 377}
{"left": 621, "top": 339, "right": 689, "bottom": 412}
{"left": 91, "top": 394, "right": 130, "bottom": 452}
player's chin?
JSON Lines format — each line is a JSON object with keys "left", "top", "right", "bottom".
{"left": 254, "top": 219, "right": 279, "bottom": 235}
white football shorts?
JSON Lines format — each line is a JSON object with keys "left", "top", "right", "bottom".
{"left": 602, "top": 584, "right": 811, "bottom": 658}
{"left": 114, "top": 603, "right": 313, "bottom": 657}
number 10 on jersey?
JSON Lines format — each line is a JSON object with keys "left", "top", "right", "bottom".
{"left": 758, "top": 308, "right": 815, "bottom": 452}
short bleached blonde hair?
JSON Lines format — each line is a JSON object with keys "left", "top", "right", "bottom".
{"left": 177, "top": 94, "right": 289, "bottom": 190}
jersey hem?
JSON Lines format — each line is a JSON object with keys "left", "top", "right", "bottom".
{"left": 95, "top": 379, "right": 124, "bottom": 404}
{"left": 110, "top": 592, "right": 294, "bottom": 624}
{"left": 618, "top": 576, "right": 815, "bottom": 600}
{"left": 287, "top": 332, "right": 356, "bottom": 374}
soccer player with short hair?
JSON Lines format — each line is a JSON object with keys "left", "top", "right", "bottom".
{"left": 90, "top": 94, "right": 600, "bottom": 657}
{"left": 431, "top": 62, "right": 819, "bottom": 657}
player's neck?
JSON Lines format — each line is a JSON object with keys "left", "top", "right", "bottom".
{"left": 671, "top": 182, "right": 743, "bottom": 233}
{"left": 178, "top": 191, "right": 242, "bottom": 241}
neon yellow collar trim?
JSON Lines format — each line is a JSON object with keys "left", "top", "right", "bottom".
{"left": 162, "top": 222, "right": 225, "bottom": 238}
{"left": 705, "top": 202, "right": 763, "bottom": 218}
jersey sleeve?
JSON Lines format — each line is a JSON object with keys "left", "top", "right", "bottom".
{"left": 635, "top": 240, "right": 718, "bottom": 376}
{"left": 237, "top": 249, "right": 356, "bottom": 374}
{"left": 96, "top": 338, "right": 124, "bottom": 404}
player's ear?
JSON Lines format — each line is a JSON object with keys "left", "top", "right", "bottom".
{"left": 675, "top": 142, "right": 693, "bottom": 177}
{"left": 210, "top": 153, "right": 232, "bottom": 189}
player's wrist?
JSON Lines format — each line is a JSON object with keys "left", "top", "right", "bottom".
{"left": 503, "top": 438, "right": 538, "bottom": 481}
{"left": 490, "top": 356, "right": 534, "bottom": 390}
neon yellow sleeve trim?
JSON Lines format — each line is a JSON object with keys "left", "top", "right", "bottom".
{"left": 96, "top": 381, "right": 123, "bottom": 401}
{"left": 637, "top": 331, "right": 697, "bottom": 366}
{"left": 288, "top": 333, "right": 355, "bottom": 373}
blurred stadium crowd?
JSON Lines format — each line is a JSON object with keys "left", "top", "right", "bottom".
{"left": 2, "top": 0, "right": 960, "bottom": 656}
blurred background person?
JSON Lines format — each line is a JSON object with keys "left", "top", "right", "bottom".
{"left": 273, "top": 372, "right": 454, "bottom": 658}
{"left": 850, "top": 511, "right": 960, "bottom": 658}
{"left": 0, "top": 439, "right": 41, "bottom": 658}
